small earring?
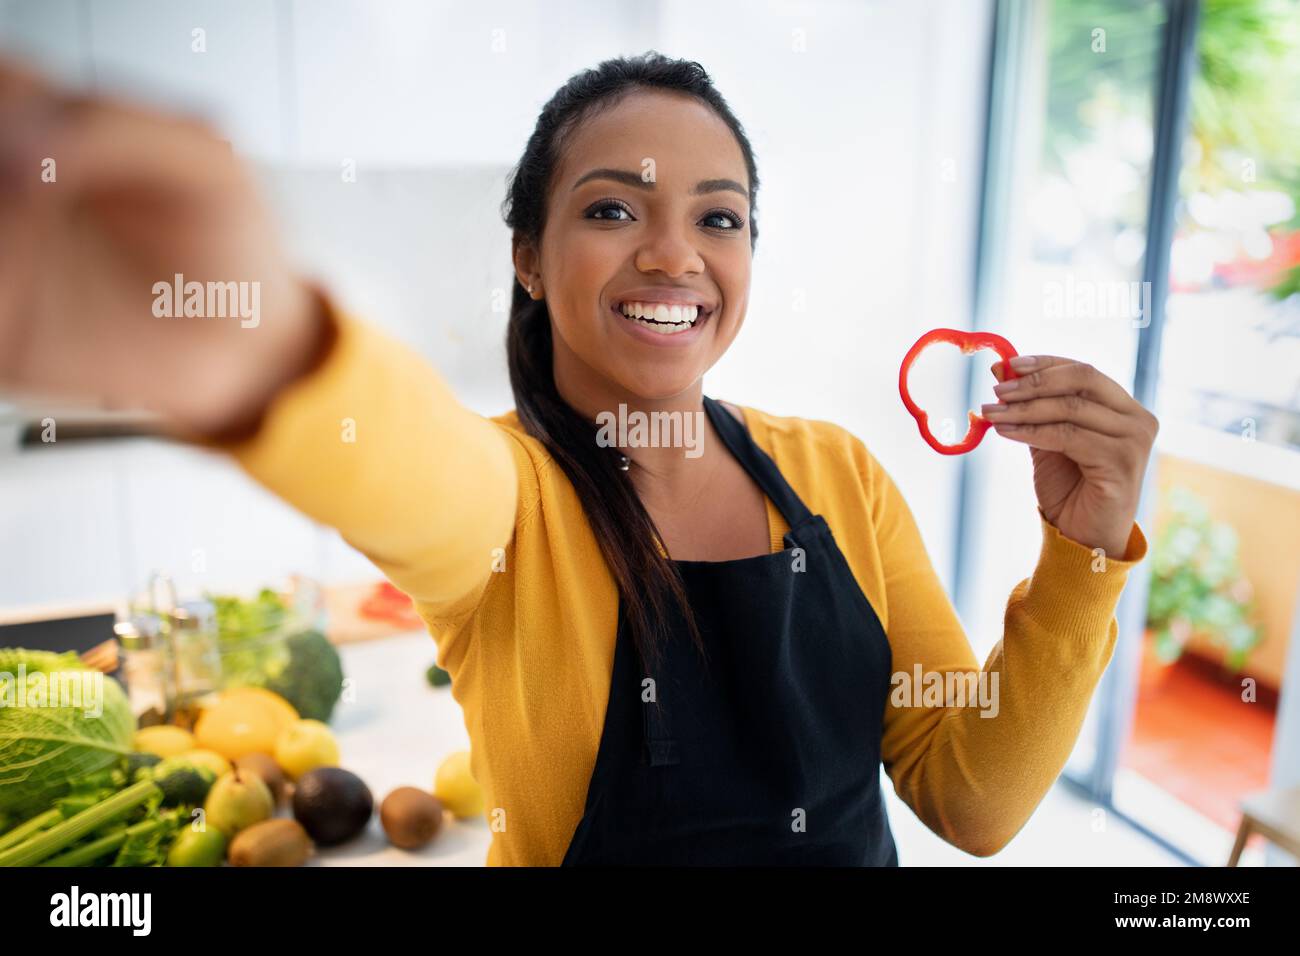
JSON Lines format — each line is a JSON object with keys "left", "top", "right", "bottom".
{"left": 526, "top": 283, "right": 533, "bottom": 295}
{"left": 617, "top": 453, "right": 630, "bottom": 472}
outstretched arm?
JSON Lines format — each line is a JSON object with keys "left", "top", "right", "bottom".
{"left": 865, "top": 444, "right": 1146, "bottom": 857}
{"left": 0, "top": 59, "right": 517, "bottom": 629}
{"left": 191, "top": 297, "right": 518, "bottom": 622}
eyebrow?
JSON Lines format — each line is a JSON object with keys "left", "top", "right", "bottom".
{"left": 571, "top": 167, "right": 748, "bottom": 199}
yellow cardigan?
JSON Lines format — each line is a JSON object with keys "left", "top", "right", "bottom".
{"left": 213, "top": 302, "right": 1148, "bottom": 866}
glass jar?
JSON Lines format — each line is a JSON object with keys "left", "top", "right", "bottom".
{"left": 211, "top": 575, "right": 324, "bottom": 695}
{"left": 115, "top": 615, "right": 172, "bottom": 727}
{"left": 119, "top": 572, "right": 225, "bottom": 730}
{"left": 167, "top": 599, "right": 223, "bottom": 730}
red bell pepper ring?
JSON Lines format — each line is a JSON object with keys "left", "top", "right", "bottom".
{"left": 899, "top": 328, "right": 1020, "bottom": 455}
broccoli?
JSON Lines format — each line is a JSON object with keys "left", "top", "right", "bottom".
{"left": 154, "top": 769, "right": 213, "bottom": 808}
{"left": 132, "top": 760, "right": 216, "bottom": 807}
{"left": 264, "top": 629, "right": 345, "bottom": 723}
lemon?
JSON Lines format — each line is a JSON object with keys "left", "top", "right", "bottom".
{"left": 133, "top": 725, "right": 195, "bottom": 758}
{"left": 274, "top": 719, "right": 340, "bottom": 780}
{"left": 194, "top": 688, "right": 298, "bottom": 761}
{"left": 434, "top": 750, "right": 484, "bottom": 820}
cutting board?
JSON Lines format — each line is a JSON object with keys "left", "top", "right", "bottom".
{"left": 323, "top": 580, "right": 429, "bottom": 646}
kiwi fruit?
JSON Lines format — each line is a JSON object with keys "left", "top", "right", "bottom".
{"left": 381, "top": 787, "right": 446, "bottom": 849}
{"left": 228, "top": 818, "right": 314, "bottom": 867}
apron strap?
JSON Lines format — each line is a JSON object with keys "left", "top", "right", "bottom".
{"left": 703, "top": 395, "right": 813, "bottom": 530}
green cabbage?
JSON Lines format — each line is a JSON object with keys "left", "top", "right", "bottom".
{"left": 0, "top": 649, "right": 135, "bottom": 819}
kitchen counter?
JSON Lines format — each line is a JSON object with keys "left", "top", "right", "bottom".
{"left": 312, "top": 630, "right": 491, "bottom": 866}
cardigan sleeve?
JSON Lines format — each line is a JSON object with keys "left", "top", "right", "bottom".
{"left": 856, "top": 441, "right": 1147, "bottom": 857}
{"left": 192, "top": 294, "right": 519, "bottom": 630}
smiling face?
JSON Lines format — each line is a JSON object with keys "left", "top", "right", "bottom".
{"left": 515, "top": 89, "right": 753, "bottom": 407}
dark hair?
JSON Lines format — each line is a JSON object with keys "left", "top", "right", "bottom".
{"left": 500, "top": 51, "right": 761, "bottom": 675}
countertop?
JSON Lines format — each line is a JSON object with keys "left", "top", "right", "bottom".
{"left": 311, "top": 630, "right": 491, "bottom": 866}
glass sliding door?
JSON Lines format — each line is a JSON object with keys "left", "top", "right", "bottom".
{"left": 958, "top": 0, "right": 1167, "bottom": 797}
{"left": 1111, "top": 0, "right": 1300, "bottom": 866}
{"left": 967, "top": 0, "right": 1300, "bottom": 864}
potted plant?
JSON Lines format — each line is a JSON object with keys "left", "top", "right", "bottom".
{"left": 1141, "top": 486, "right": 1262, "bottom": 694}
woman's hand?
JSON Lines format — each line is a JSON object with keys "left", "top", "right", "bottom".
{"left": 981, "top": 355, "right": 1158, "bottom": 560}
{"left": 0, "top": 59, "right": 322, "bottom": 438}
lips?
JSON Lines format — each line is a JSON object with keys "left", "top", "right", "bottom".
{"left": 606, "top": 285, "right": 719, "bottom": 340}
{"left": 611, "top": 288, "right": 715, "bottom": 309}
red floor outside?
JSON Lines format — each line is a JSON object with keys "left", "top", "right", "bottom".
{"left": 1121, "top": 647, "right": 1278, "bottom": 849}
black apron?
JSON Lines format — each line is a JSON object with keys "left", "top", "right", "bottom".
{"left": 561, "top": 395, "right": 899, "bottom": 866}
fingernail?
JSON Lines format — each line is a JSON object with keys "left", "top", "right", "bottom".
{"left": 981, "top": 403, "right": 1007, "bottom": 415}
{"left": 1009, "top": 355, "right": 1037, "bottom": 371}
{"left": 993, "top": 379, "right": 1018, "bottom": 394}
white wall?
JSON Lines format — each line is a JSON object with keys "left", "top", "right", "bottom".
{"left": 0, "top": 0, "right": 992, "bottom": 609}
{"left": 659, "top": 0, "right": 993, "bottom": 588}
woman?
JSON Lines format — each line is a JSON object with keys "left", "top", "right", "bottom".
{"left": 0, "top": 52, "right": 1156, "bottom": 866}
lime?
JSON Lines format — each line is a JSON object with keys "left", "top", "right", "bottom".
{"left": 167, "top": 825, "right": 227, "bottom": 867}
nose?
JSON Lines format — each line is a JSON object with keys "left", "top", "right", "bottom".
{"left": 633, "top": 218, "right": 705, "bottom": 277}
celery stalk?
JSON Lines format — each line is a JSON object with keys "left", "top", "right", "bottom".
{"left": 0, "top": 780, "right": 159, "bottom": 868}
{"left": 40, "top": 818, "right": 164, "bottom": 867}
{"left": 0, "top": 808, "right": 62, "bottom": 853}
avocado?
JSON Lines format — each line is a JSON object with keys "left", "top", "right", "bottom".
{"left": 292, "top": 767, "right": 374, "bottom": 846}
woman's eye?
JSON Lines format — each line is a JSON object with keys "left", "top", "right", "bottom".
{"left": 587, "top": 201, "right": 633, "bottom": 222}
{"left": 701, "top": 209, "right": 744, "bottom": 231}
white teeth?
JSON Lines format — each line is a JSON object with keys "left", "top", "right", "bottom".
{"left": 618, "top": 301, "right": 702, "bottom": 326}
